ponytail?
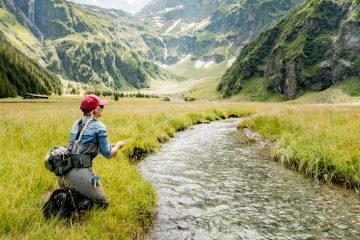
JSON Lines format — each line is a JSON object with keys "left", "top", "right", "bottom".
{"left": 75, "top": 115, "right": 95, "bottom": 144}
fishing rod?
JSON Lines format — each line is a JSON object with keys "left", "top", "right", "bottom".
{"left": 123, "top": 116, "right": 177, "bottom": 144}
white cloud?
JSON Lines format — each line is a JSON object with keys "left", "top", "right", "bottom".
{"left": 126, "top": 0, "right": 139, "bottom": 6}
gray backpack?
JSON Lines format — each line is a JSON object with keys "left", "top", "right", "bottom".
{"left": 44, "top": 146, "right": 72, "bottom": 176}
{"left": 44, "top": 119, "right": 86, "bottom": 176}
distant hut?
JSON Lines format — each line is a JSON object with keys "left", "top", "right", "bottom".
{"left": 23, "top": 93, "right": 49, "bottom": 99}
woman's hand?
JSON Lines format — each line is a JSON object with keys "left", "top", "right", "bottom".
{"left": 109, "top": 141, "right": 125, "bottom": 158}
{"left": 115, "top": 141, "right": 125, "bottom": 149}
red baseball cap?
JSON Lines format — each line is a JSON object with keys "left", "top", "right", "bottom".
{"left": 80, "top": 94, "right": 109, "bottom": 113}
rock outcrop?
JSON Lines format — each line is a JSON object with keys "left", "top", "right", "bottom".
{"left": 138, "top": 0, "right": 221, "bottom": 23}
{"left": 219, "top": 0, "right": 360, "bottom": 100}
{"left": 140, "top": 0, "right": 303, "bottom": 65}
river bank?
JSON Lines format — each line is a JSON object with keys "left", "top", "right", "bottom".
{"left": 0, "top": 98, "right": 252, "bottom": 239}
{"left": 239, "top": 104, "right": 360, "bottom": 191}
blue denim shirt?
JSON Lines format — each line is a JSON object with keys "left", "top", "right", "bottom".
{"left": 70, "top": 116, "right": 112, "bottom": 158}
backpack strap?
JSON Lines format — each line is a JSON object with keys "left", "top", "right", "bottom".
{"left": 75, "top": 117, "right": 94, "bottom": 144}
{"left": 75, "top": 119, "right": 83, "bottom": 141}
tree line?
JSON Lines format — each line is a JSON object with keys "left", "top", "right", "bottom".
{"left": 0, "top": 39, "right": 62, "bottom": 98}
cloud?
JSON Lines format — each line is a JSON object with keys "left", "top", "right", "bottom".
{"left": 126, "top": 0, "right": 137, "bottom": 6}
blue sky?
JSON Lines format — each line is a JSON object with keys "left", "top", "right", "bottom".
{"left": 71, "top": 0, "right": 152, "bottom": 14}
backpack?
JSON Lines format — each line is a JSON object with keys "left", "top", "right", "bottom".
{"left": 44, "top": 146, "right": 72, "bottom": 176}
{"left": 44, "top": 119, "right": 86, "bottom": 176}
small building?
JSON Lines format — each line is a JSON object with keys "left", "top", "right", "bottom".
{"left": 23, "top": 93, "right": 49, "bottom": 99}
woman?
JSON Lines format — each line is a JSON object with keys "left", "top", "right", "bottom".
{"left": 58, "top": 94, "right": 124, "bottom": 209}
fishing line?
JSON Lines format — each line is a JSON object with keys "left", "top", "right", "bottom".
{"left": 123, "top": 116, "right": 177, "bottom": 144}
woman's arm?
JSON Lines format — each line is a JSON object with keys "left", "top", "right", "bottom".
{"left": 109, "top": 141, "right": 125, "bottom": 158}
{"left": 97, "top": 122, "right": 124, "bottom": 159}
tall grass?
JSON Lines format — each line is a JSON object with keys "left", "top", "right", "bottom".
{"left": 0, "top": 98, "right": 252, "bottom": 239}
{"left": 239, "top": 105, "right": 360, "bottom": 190}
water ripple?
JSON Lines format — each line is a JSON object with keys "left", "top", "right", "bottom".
{"left": 138, "top": 119, "right": 360, "bottom": 240}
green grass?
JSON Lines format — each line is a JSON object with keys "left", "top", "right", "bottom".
{"left": 186, "top": 77, "right": 222, "bottom": 100}
{"left": 239, "top": 104, "right": 360, "bottom": 189}
{"left": 292, "top": 77, "right": 360, "bottom": 104}
{"left": 164, "top": 58, "right": 229, "bottom": 99}
{"left": 0, "top": 97, "right": 252, "bottom": 239}
{"left": 168, "top": 58, "right": 227, "bottom": 80}
{"left": 229, "top": 77, "right": 284, "bottom": 102}
{"left": 336, "top": 77, "right": 360, "bottom": 97}
{"left": 0, "top": 8, "right": 41, "bottom": 59}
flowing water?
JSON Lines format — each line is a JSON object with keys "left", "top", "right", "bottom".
{"left": 28, "top": 0, "right": 35, "bottom": 25}
{"left": 28, "top": 0, "right": 44, "bottom": 47}
{"left": 138, "top": 119, "right": 360, "bottom": 240}
{"left": 158, "top": 37, "right": 168, "bottom": 64}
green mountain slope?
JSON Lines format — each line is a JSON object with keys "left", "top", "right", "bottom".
{"left": 0, "top": 37, "right": 61, "bottom": 98}
{"left": 218, "top": 0, "right": 360, "bottom": 100}
{"left": 1, "top": 0, "right": 167, "bottom": 90}
{"left": 139, "top": 0, "right": 303, "bottom": 65}
{"left": 195, "top": 0, "right": 304, "bottom": 60}
{"left": 138, "top": 0, "right": 221, "bottom": 22}
{"left": 0, "top": 0, "right": 42, "bottom": 59}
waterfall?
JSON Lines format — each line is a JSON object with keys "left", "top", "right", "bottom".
{"left": 28, "top": 0, "right": 44, "bottom": 48}
{"left": 159, "top": 37, "right": 168, "bottom": 65}
{"left": 28, "top": 0, "right": 35, "bottom": 25}
{"left": 39, "top": 33, "right": 44, "bottom": 48}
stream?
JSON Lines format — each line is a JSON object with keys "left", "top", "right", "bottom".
{"left": 137, "top": 118, "right": 360, "bottom": 240}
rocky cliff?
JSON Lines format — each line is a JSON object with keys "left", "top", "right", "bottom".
{"left": 200, "top": 0, "right": 304, "bottom": 59}
{"left": 218, "top": 0, "right": 360, "bottom": 99}
{"left": 138, "top": 0, "right": 220, "bottom": 22}
{"left": 140, "top": 0, "right": 303, "bottom": 65}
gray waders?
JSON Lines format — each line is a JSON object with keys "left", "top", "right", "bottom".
{"left": 58, "top": 119, "right": 109, "bottom": 208}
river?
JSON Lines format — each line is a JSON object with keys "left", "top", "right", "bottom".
{"left": 137, "top": 118, "right": 360, "bottom": 240}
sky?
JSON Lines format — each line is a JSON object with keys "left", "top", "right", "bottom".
{"left": 71, "top": 0, "right": 153, "bottom": 14}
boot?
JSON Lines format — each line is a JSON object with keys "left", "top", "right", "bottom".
{"left": 43, "top": 189, "right": 69, "bottom": 219}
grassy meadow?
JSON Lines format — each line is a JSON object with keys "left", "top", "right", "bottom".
{"left": 1, "top": 96, "right": 360, "bottom": 240}
{"left": 0, "top": 97, "right": 252, "bottom": 240}
{"left": 239, "top": 104, "right": 360, "bottom": 190}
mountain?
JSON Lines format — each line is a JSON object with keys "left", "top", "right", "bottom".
{"left": 139, "top": 0, "right": 304, "bottom": 65}
{"left": 198, "top": 0, "right": 304, "bottom": 60}
{"left": 0, "top": 36, "right": 61, "bottom": 98}
{"left": 138, "top": 0, "right": 220, "bottom": 22}
{"left": 0, "top": 0, "right": 167, "bottom": 90}
{"left": 218, "top": 0, "right": 360, "bottom": 100}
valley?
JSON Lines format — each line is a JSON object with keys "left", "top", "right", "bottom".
{"left": 1, "top": 0, "right": 359, "bottom": 104}
{"left": 0, "top": 1, "right": 360, "bottom": 239}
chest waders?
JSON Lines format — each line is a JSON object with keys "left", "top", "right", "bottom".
{"left": 44, "top": 116, "right": 111, "bottom": 219}
{"left": 70, "top": 119, "right": 94, "bottom": 169}
{"left": 59, "top": 118, "right": 109, "bottom": 211}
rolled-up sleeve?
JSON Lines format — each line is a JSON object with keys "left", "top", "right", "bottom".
{"left": 97, "top": 123, "right": 112, "bottom": 158}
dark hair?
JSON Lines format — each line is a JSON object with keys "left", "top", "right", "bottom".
{"left": 81, "top": 107, "right": 90, "bottom": 114}
{"left": 81, "top": 107, "right": 94, "bottom": 116}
